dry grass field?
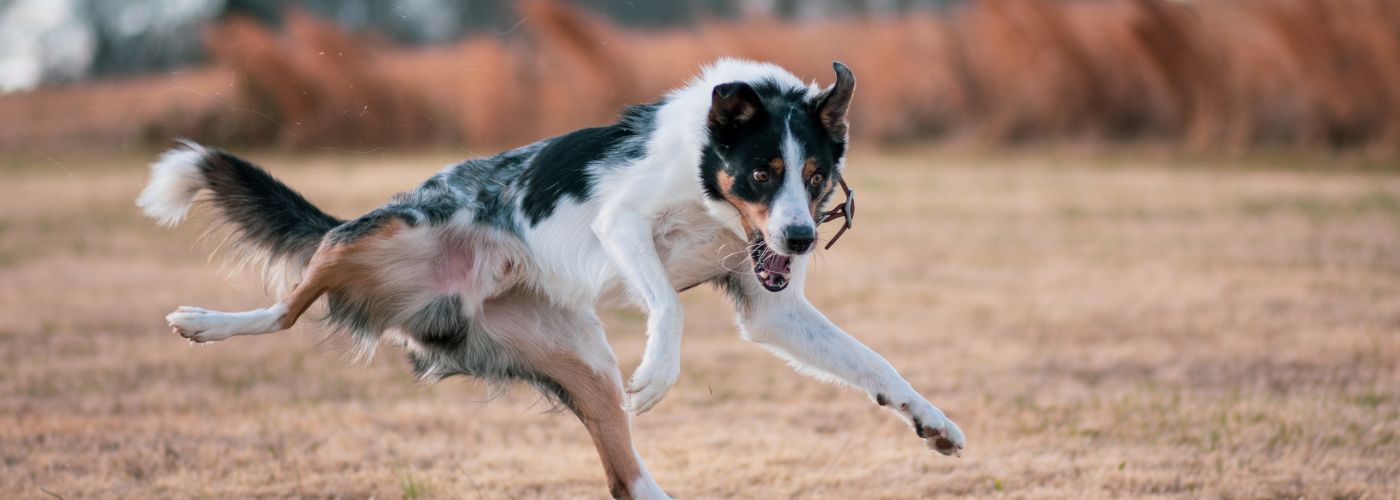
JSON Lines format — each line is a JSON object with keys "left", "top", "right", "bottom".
{"left": 1, "top": 149, "right": 1397, "bottom": 498}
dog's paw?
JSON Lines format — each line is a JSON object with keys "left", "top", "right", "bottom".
{"left": 166, "top": 306, "right": 233, "bottom": 343}
{"left": 913, "top": 408, "right": 965, "bottom": 457}
{"left": 626, "top": 356, "right": 680, "bottom": 415}
{"left": 885, "top": 395, "right": 965, "bottom": 456}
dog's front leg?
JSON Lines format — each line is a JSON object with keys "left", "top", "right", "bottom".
{"left": 732, "top": 271, "right": 966, "bottom": 455}
{"left": 594, "top": 209, "right": 684, "bottom": 414}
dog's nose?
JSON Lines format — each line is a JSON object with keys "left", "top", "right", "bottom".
{"left": 784, "top": 225, "right": 816, "bottom": 254}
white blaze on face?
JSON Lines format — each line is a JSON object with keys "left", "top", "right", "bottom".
{"left": 768, "top": 118, "right": 815, "bottom": 253}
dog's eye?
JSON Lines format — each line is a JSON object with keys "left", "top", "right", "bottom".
{"left": 808, "top": 174, "right": 823, "bottom": 187}
{"left": 752, "top": 170, "right": 770, "bottom": 183}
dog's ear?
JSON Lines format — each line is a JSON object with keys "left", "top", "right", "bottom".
{"left": 709, "top": 82, "right": 765, "bottom": 133}
{"left": 812, "top": 61, "right": 856, "bottom": 140}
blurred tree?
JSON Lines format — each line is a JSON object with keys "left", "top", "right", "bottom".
{"left": 0, "top": 0, "right": 966, "bottom": 91}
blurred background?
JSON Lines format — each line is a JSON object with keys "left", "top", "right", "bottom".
{"left": 3, "top": 0, "right": 1399, "bottom": 157}
{"left": 2, "top": 1, "right": 1398, "bottom": 498}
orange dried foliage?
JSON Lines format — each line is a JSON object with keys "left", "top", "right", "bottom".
{"left": 132, "top": 0, "right": 1400, "bottom": 156}
{"left": 199, "top": 11, "right": 444, "bottom": 149}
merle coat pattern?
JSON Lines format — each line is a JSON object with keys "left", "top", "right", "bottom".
{"left": 138, "top": 59, "right": 964, "bottom": 500}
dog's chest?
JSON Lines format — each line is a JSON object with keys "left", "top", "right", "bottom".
{"left": 651, "top": 203, "right": 747, "bottom": 290}
{"left": 592, "top": 203, "right": 747, "bottom": 308}
{"left": 577, "top": 205, "right": 729, "bottom": 295}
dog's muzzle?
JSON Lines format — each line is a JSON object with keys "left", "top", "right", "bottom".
{"left": 748, "top": 179, "right": 855, "bottom": 292}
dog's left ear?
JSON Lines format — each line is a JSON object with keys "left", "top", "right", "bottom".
{"left": 812, "top": 61, "right": 856, "bottom": 140}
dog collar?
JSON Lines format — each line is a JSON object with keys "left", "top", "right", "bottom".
{"left": 818, "top": 178, "right": 855, "bottom": 250}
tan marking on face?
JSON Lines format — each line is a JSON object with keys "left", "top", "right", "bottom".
{"left": 769, "top": 157, "right": 785, "bottom": 177}
{"left": 804, "top": 158, "right": 834, "bottom": 214}
{"left": 716, "top": 169, "right": 771, "bottom": 239}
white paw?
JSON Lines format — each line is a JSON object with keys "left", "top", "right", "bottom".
{"left": 888, "top": 396, "right": 965, "bottom": 456}
{"left": 914, "top": 407, "right": 965, "bottom": 456}
{"left": 166, "top": 306, "right": 233, "bottom": 343}
{"left": 626, "top": 355, "right": 680, "bottom": 414}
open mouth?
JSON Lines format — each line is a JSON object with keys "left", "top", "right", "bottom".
{"left": 749, "top": 237, "right": 793, "bottom": 292}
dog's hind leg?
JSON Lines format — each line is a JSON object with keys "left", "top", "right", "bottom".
{"left": 481, "top": 294, "right": 669, "bottom": 500}
{"left": 529, "top": 332, "right": 669, "bottom": 500}
{"left": 167, "top": 304, "right": 289, "bottom": 343}
{"left": 168, "top": 262, "right": 331, "bottom": 343}
{"left": 168, "top": 218, "right": 404, "bottom": 343}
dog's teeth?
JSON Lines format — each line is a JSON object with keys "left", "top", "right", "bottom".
{"left": 758, "top": 271, "right": 770, "bottom": 279}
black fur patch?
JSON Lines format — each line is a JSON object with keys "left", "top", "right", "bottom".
{"left": 518, "top": 129, "right": 610, "bottom": 225}
{"left": 473, "top": 185, "right": 516, "bottom": 231}
{"left": 324, "top": 290, "right": 384, "bottom": 346}
{"left": 325, "top": 209, "right": 402, "bottom": 245}
{"left": 198, "top": 148, "right": 344, "bottom": 263}
{"left": 700, "top": 83, "right": 846, "bottom": 212}
{"left": 749, "top": 78, "right": 812, "bottom": 104}
{"left": 404, "top": 295, "right": 469, "bottom": 350}
{"left": 518, "top": 104, "right": 655, "bottom": 226}
{"left": 698, "top": 148, "right": 727, "bottom": 202}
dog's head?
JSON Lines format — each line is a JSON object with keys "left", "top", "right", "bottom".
{"left": 702, "top": 62, "right": 855, "bottom": 292}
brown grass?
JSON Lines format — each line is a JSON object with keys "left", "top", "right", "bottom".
{"left": 1, "top": 149, "right": 1398, "bottom": 497}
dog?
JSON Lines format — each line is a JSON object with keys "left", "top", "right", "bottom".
{"left": 137, "top": 58, "right": 964, "bottom": 499}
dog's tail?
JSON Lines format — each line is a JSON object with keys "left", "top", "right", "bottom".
{"left": 138, "top": 140, "right": 344, "bottom": 291}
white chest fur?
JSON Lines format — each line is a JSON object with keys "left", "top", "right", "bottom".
{"left": 596, "top": 203, "right": 748, "bottom": 307}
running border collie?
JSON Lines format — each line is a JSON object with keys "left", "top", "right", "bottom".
{"left": 138, "top": 59, "right": 964, "bottom": 499}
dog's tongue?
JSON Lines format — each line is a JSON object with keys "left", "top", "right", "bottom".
{"left": 762, "top": 252, "right": 791, "bottom": 274}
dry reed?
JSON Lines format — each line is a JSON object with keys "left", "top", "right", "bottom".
{"left": 7, "top": 0, "right": 1396, "bottom": 157}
